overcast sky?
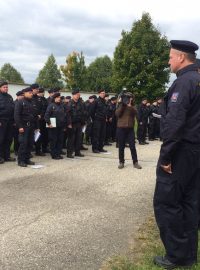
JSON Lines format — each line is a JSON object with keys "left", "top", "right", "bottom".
{"left": 0, "top": 0, "right": 200, "bottom": 83}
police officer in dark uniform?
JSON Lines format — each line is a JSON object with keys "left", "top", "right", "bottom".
{"left": 148, "top": 101, "right": 158, "bottom": 141}
{"left": 110, "top": 96, "right": 117, "bottom": 142}
{"left": 14, "top": 87, "right": 37, "bottom": 167}
{"left": 47, "top": 88, "right": 54, "bottom": 104}
{"left": 63, "top": 96, "right": 71, "bottom": 149}
{"left": 104, "top": 94, "right": 112, "bottom": 146}
{"left": 137, "top": 98, "right": 149, "bottom": 144}
{"left": 13, "top": 90, "right": 24, "bottom": 155}
{"left": 0, "top": 80, "right": 15, "bottom": 164}
{"left": 45, "top": 93, "right": 68, "bottom": 159}
{"left": 30, "top": 83, "right": 44, "bottom": 156}
{"left": 155, "top": 97, "right": 163, "bottom": 139}
{"left": 195, "top": 58, "right": 200, "bottom": 229}
{"left": 35, "top": 87, "right": 49, "bottom": 154}
{"left": 85, "top": 95, "right": 95, "bottom": 145}
{"left": 67, "top": 89, "right": 86, "bottom": 158}
{"left": 153, "top": 40, "right": 200, "bottom": 269}
{"left": 91, "top": 89, "right": 107, "bottom": 153}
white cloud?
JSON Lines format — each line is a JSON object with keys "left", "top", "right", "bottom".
{"left": 0, "top": 0, "right": 200, "bottom": 83}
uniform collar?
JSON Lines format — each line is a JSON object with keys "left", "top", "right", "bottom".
{"left": 176, "top": 63, "right": 198, "bottom": 77}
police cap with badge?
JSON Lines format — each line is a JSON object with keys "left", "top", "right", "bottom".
{"left": 98, "top": 89, "right": 105, "bottom": 94}
{"left": 170, "top": 40, "right": 199, "bottom": 54}
{"left": 22, "top": 87, "right": 33, "bottom": 93}
{"left": 72, "top": 88, "right": 80, "bottom": 95}
{"left": 30, "top": 83, "right": 39, "bottom": 90}
{"left": 48, "top": 88, "right": 54, "bottom": 94}
{"left": 0, "top": 80, "right": 8, "bottom": 87}
{"left": 38, "top": 87, "right": 45, "bottom": 93}
{"left": 16, "top": 90, "right": 24, "bottom": 96}
{"left": 52, "top": 92, "right": 61, "bottom": 100}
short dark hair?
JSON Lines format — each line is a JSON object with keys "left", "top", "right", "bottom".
{"left": 185, "top": 52, "right": 196, "bottom": 63}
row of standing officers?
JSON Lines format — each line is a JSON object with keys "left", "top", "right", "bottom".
{"left": 0, "top": 81, "right": 162, "bottom": 167}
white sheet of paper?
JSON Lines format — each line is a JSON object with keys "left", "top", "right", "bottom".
{"left": 34, "top": 130, "right": 41, "bottom": 142}
{"left": 46, "top": 117, "right": 57, "bottom": 128}
{"left": 31, "top": 165, "right": 45, "bottom": 169}
{"left": 82, "top": 125, "right": 86, "bottom": 133}
{"left": 152, "top": 113, "right": 161, "bottom": 119}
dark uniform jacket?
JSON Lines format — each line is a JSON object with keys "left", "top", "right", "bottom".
{"left": 159, "top": 64, "right": 200, "bottom": 164}
{"left": 40, "top": 96, "right": 48, "bottom": 120}
{"left": 106, "top": 101, "right": 114, "bottom": 120}
{"left": 44, "top": 102, "right": 67, "bottom": 128}
{"left": 68, "top": 99, "right": 86, "bottom": 125}
{"left": 92, "top": 97, "right": 107, "bottom": 121}
{"left": 137, "top": 103, "right": 149, "bottom": 123}
{"left": 149, "top": 105, "right": 158, "bottom": 120}
{"left": 84, "top": 101, "right": 94, "bottom": 124}
{"left": 0, "top": 92, "right": 14, "bottom": 121}
{"left": 32, "top": 94, "right": 43, "bottom": 119}
{"left": 47, "top": 96, "right": 53, "bottom": 105}
{"left": 14, "top": 98, "right": 37, "bottom": 129}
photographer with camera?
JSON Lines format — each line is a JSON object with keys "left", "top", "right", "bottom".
{"left": 115, "top": 92, "right": 142, "bottom": 169}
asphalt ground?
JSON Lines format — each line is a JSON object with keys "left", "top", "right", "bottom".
{"left": 0, "top": 141, "right": 161, "bottom": 270}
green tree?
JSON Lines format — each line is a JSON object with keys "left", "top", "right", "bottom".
{"left": 86, "top": 55, "right": 113, "bottom": 92}
{"left": 112, "top": 12, "right": 170, "bottom": 102}
{"left": 0, "top": 63, "right": 24, "bottom": 83}
{"left": 61, "top": 51, "right": 87, "bottom": 90}
{"left": 36, "top": 54, "right": 63, "bottom": 89}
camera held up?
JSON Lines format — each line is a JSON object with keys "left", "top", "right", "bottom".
{"left": 118, "top": 88, "right": 134, "bottom": 105}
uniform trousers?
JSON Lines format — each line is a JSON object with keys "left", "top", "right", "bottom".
{"left": 92, "top": 119, "right": 106, "bottom": 151}
{"left": 18, "top": 126, "right": 34, "bottom": 163}
{"left": 137, "top": 121, "right": 147, "bottom": 143}
{"left": 105, "top": 121, "right": 112, "bottom": 143}
{"left": 148, "top": 118, "right": 156, "bottom": 140}
{"left": 0, "top": 119, "right": 13, "bottom": 160}
{"left": 154, "top": 143, "right": 200, "bottom": 265}
{"left": 48, "top": 127, "right": 64, "bottom": 158}
{"left": 67, "top": 123, "right": 82, "bottom": 154}
{"left": 35, "top": 120, "right": 48, "bottom": 153}
{"left": 13, "top": 126, "right": 19, "bottom": 154}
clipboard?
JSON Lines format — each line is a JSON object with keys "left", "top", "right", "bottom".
{"left": 46, "top": 117, "right": 57, "bottom": 128}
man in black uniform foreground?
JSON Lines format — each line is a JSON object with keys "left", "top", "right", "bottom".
{"left": 0, "top": 81, "right": 15, "bottom": 164}
{"left": 91, "top": 89, "right": 107, "bottom": 153}
{"left": 14, "top": 87, "right": 38, "bottom": 167}
{"left": 137, "top": 98, "right": 149, "bottom": 145}
{"left": 153, "top": 40, "right": 200, "bottom": 269}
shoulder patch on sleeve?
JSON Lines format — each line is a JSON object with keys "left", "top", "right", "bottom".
{"left": 170, "top": 92, "right": 179, "bottom": 103}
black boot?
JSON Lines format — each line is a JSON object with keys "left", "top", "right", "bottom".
{"left": 153, "top": 256, "right": 195, "bottom": 269}
{"left": 0, "top": 157, "right": 5, "bottom": 164}
{"left": 67, "top": 153, "right": 74, "bottom": 158}
{"left": 75, "top": 152, "right": 84, "bottom": 157}
{"left": 18, "top": 161, "right": 27, "bottom": 167}
{"left": 26, "top": 160, "right": 35, "bottom": 165}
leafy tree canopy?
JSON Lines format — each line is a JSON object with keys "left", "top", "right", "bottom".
{"left": 86, "top": 55, "right": 113, "bottom": 92}
{"left": 0, "top": 63, "right": 24, "bottom": 83}
{"left": 61, "top": 51, "right": 87, "bottom": 90}
{"left": 36, "top": 54, "right": 63, "bottom": 89}
{"left": 112, "top": 12, "right": 170, "bottom": 102}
